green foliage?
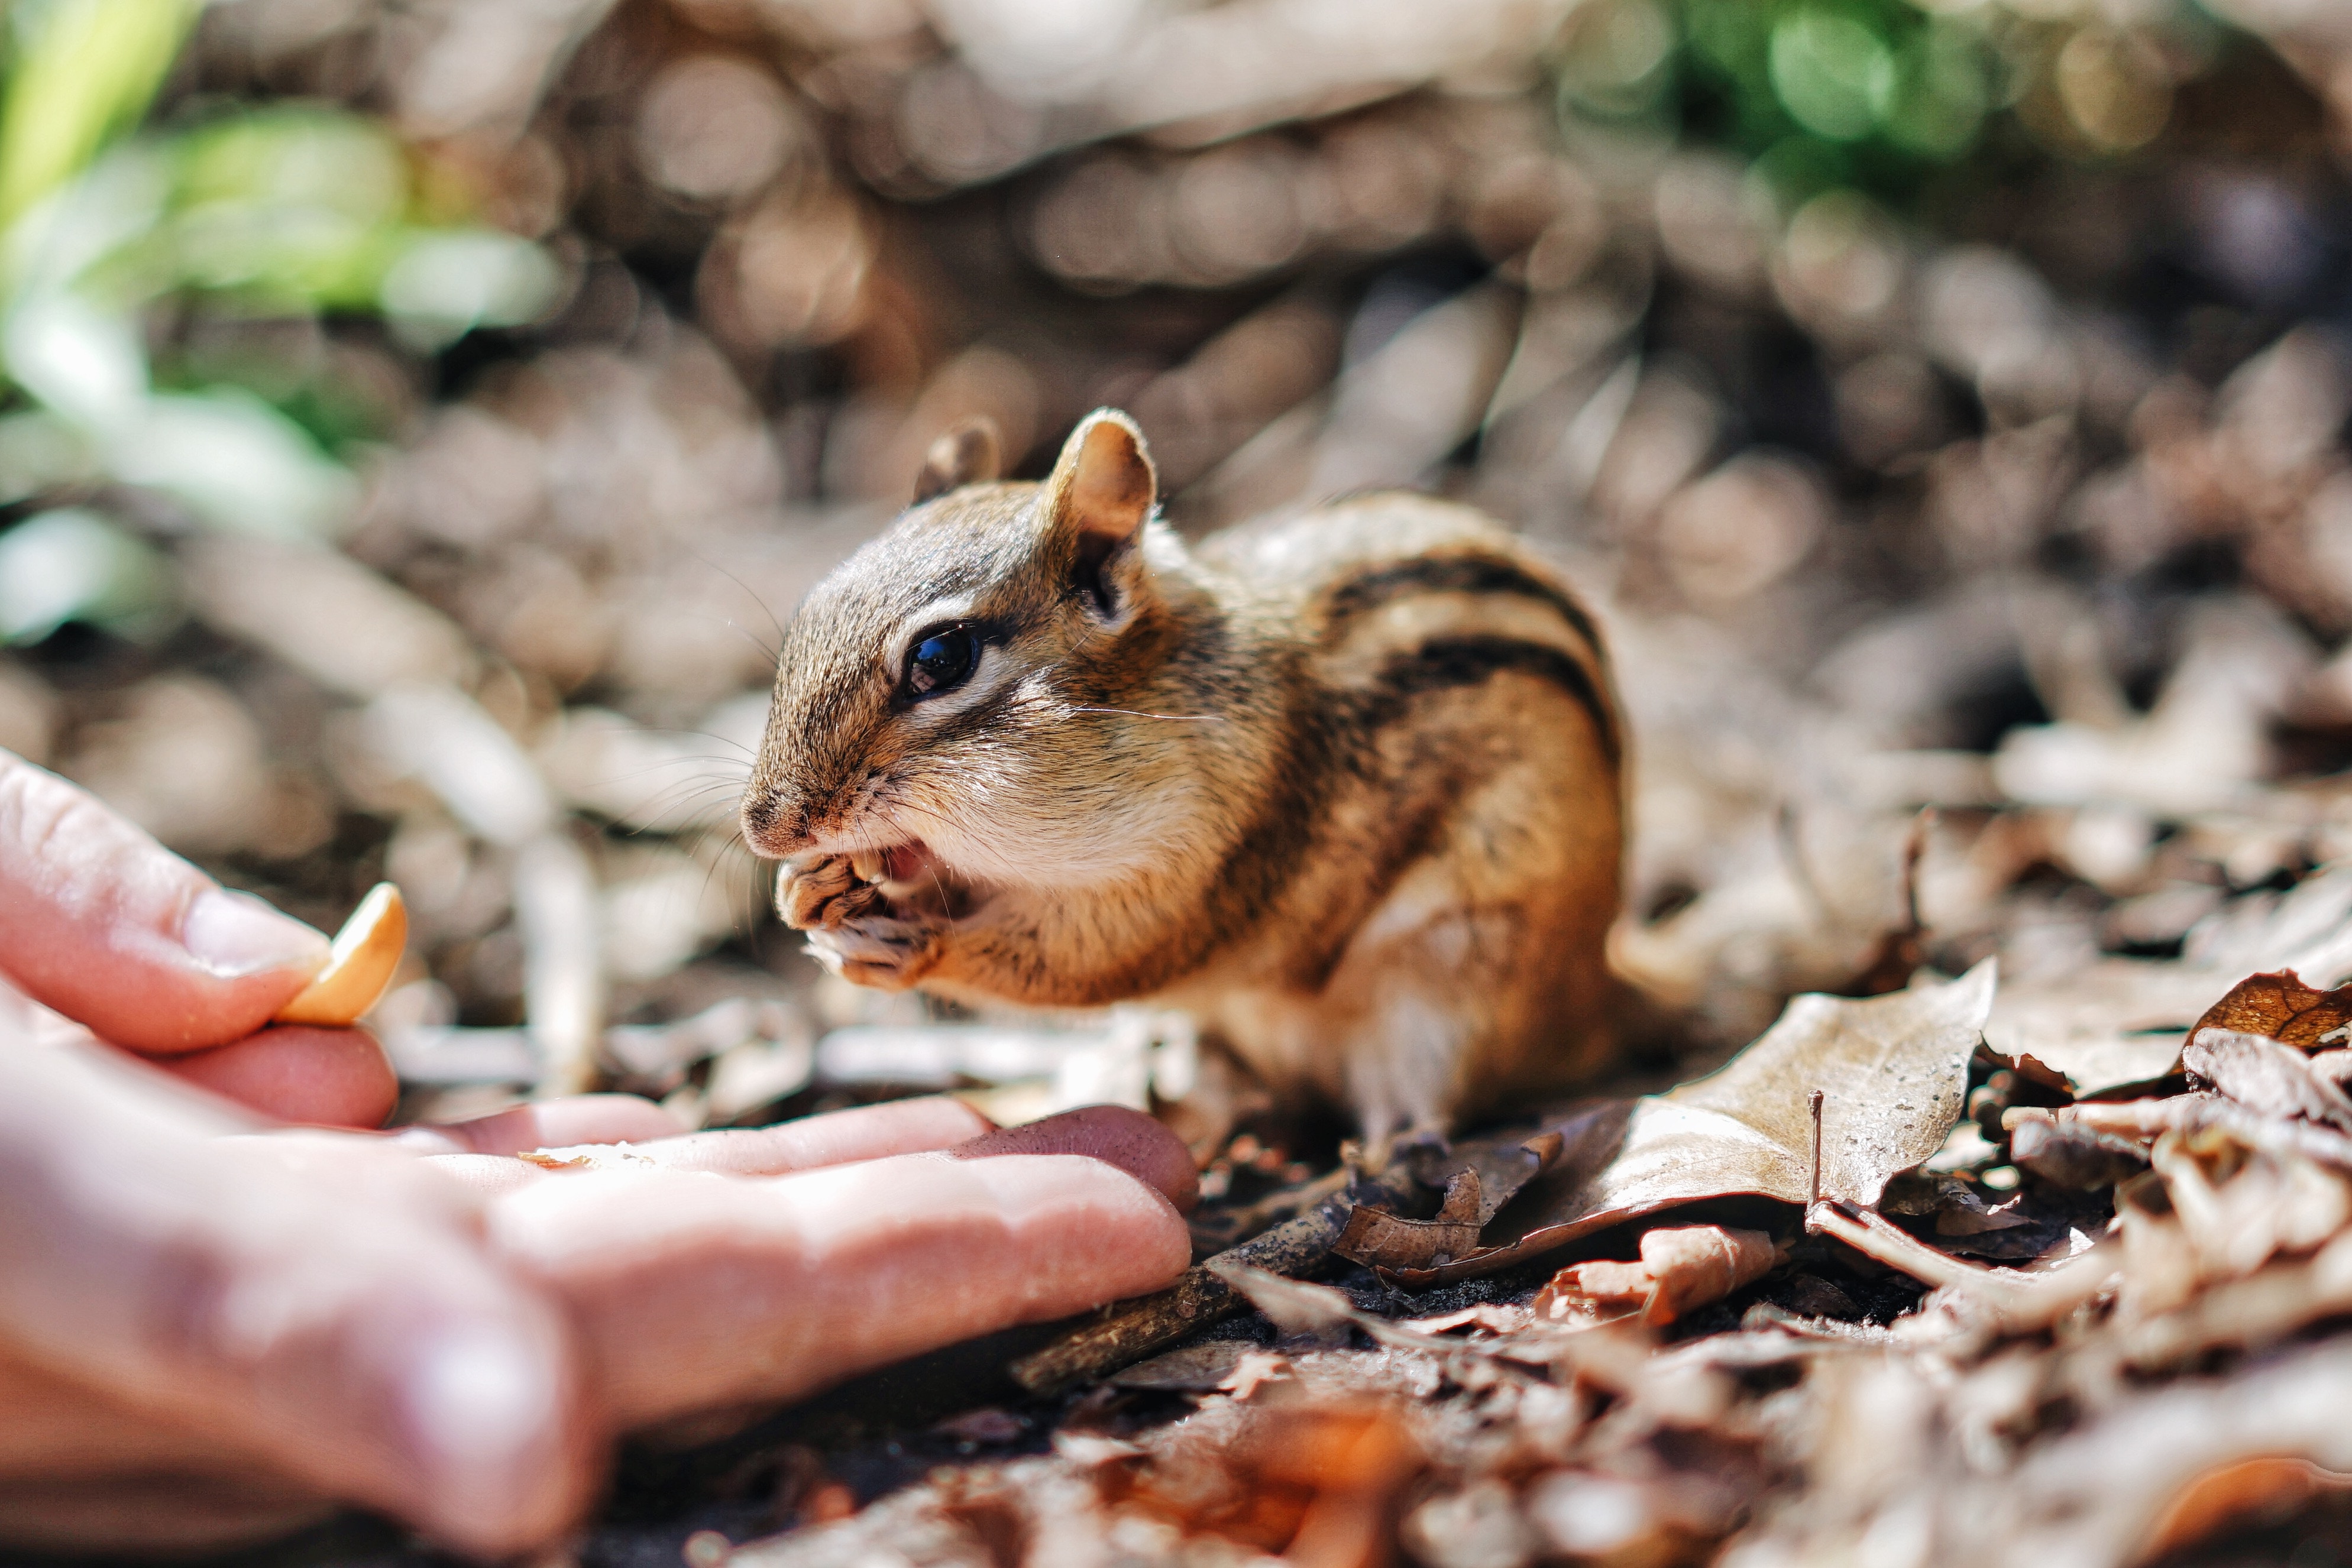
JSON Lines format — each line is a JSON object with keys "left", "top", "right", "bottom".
{"left": 1555, "top": 0, "right": 2203, "bottom": 210}
{"left": 0, "top": 0, "right": 561, "bottom": 646}
{"left": 0, "top": 0, "right": 199, "bottom": 235}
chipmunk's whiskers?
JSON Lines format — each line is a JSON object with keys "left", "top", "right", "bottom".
{"left": 1069, "top": 705, "right": 1223, "bottom": 722}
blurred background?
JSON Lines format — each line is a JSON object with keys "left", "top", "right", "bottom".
{"left": 8, "top": 0, "right": 2352, "bottom": 1130}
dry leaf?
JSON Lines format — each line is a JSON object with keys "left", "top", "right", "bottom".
{"left": 1217, "top": 1350, "right": 1292, "bottom": 1401}
{"left": 2191, "top": 968, "right": 2352, "bottom": 1048}
{"left": 1329, "top": 1168, "right": 1486, "bottom": 1271}
{"left": 1406, "top": 1130, "right": 1566, "bottom": 1222}
{"left": 1981, "top": 870, "right": 2352, "bottom": 1097}
{"left": 1109, "top": 1341, "right": 1260, "bottom": 1392}
{"left": 2137, "top": 1457, "right": 2352, "bottom": 1562}
{"left": 1397, "top": 1304, "right": 1536, "bottom": 1337}
{"left": 1375, "top": 963, "right": 1993, "bottom": 1287}
{"left": 2183, "top": 1028, "right": 2352, "bottom": 1129}
{"left": 2010, "top": 1117, "right": 2149, "bottom": 1189}
{"left": 1531, "top": 1225, "right": 1778, "bottom": 1329}
{"left": 1931, "top": 1189, "right": 2036, "bottom": 1236}
{"left": 1981, "top": 1032, "right": 2186, "bottom": 1100}
{"left": 1642, "top": 1225, "right": 1781, "bottom": 1321}
{"left": 1209, "top": 1264, "right": 1360, "bottom": 1349}
{"left": 1531, "top": 1259, "right": 1652, "bottom": 1330}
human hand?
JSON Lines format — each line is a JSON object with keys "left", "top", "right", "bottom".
{"left": 0, "top": 1049, "right": 1193, "bottom": 1555}
{"left": 0, "top": 748, "right": 394, "bottom": 1126}
{"left": 0, "top": 751, "right": 1195, "bottom": 1556}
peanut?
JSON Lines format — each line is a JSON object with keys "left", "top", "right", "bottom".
{"left": 274, "top": 882, "right": 408, "bottom": 1027}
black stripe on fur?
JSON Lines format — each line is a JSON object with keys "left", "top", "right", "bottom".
{"left": 1322, "top": 556, "right": 1606, "bottom": 663}
{"left": 1365, "top": 635, "right": 1619, "bottom": 766}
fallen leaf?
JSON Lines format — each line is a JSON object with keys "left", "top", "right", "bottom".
{"left": 1982, "top": 1031, "right": 2186, "bottom": 1100}
{"left": 1378, "top": 962, "right": 1994, "bottom": 1287}
{"left": 2010, "top": 1117, "right": 2149, "bottom": 1189}
{"left": 1531, "top": 1225, "right": 1778, "bottom": 1328}
{"left": 931, "top": 1408, "right": 1026, "bottom": 1444}
{"left": 1328, "top": 1168, "right": 1485, "bottom": 1271}
{"left": 1217, "top": 1350, "right": 1292, "bottom": 1400}
{"left": 2184, "top": 1028, "right": 2352, "bottom": 1129}
{"left": 2191, "top": 968, "right": 2352, "bottom": 1048}
{"left": 1397, "top": 1303, "right": 1536, "bottom": 1336}
{"left": 1932, "top": 1190, "right": 2036, "bottom": 1236}
{"left": 1406, "top": 1130, "right": 1565, "bottom": 1222}
{"left": 1109, "top": 1341, "right": 1259, "bottom": 1391}
{"left": 1980, "top": 870, "right": 2352, "bottom": 1096}
{"left": 2137, "top": 1457, "right": 2352, "bottom": 1561}
{"left": 2152, "top": 1126, "right": 2352, "bottom": 1281}
{"left": 1209, "top": 1263, "right": 1360, "bottom": 1349}
{"left": 1531, "top": 1259, "right": 1651, "bottom": 1330}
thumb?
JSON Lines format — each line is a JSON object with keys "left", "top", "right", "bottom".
{"left": 0, "top": 750, "right": 329, "bottom": 1054}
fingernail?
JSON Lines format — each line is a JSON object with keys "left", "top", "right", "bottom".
{"left": 182, "top": 887, "right": 330, "bottom": 980}
{"left": 399, "top": 1325, "right": 559, "bottom": 1517}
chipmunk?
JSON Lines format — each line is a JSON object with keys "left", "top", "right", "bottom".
{"left": 741, "top": 409, "right": 1624, "bottom": 1141}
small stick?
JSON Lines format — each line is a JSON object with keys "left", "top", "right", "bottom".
{"left": 1805, "top": 1198, "right": 2117, "bottom": 1332}
{"left": 1009, "top": 1161, "right": 1421, "bottom": 1395}
{"left": 1805, "top": 1200, "right": 1986, "bottom": 1294}
{"left": 1900, "top": 807, "right": 1933, "bottom": 934}
{"left": 1809, "top": 1088, "right": 1824, "bottom": 1208}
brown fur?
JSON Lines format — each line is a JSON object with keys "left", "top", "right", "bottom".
{"left": 743, "top": 409, "right": 1623, "bottom": 1138}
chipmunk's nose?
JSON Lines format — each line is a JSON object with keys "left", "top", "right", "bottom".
{"left": 740, "top": 788, "right": 813, "bottom": 858}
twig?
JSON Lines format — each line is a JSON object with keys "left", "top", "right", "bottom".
{"left": 1009, "top": 1162, "right": 1421, "bottom": 1395}
{"left": 1841, "top": 808, "right": 1936, "bottom": 996}
{"left": 1804, "top": 1198, "right": 2117, "bottom": 1333}
{"left": 1809, "top": 1088, "right": 1824, "bottom": 1209}
{"left": 1805, "top": 1199, "right": 1992, "bottom": 1295}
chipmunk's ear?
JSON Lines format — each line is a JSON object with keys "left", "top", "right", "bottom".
{"left": 1040, "top": 409, "right": 1157, "bottom": 616}
{"left": 913, "top": 417, "right": 1002, "bottom": 503}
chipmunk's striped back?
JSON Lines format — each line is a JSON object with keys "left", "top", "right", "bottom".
{"left": 1208, "top": 493, "right": 1617, "bottom": 767}
{"left": 1174, "top": 493, "right": 1625, "bottom": 1135}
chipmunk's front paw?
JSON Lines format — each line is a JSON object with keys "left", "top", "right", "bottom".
{"left": 779, "top": 854, "right": 946, "bottom": 988}
{"left": 803, "top": 910, "right": 942, "bottom": 990}
{"left": 778, "top": 855, "right": 880, "bottom": 931}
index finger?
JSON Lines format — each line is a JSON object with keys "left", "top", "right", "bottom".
{"left": 0, "top": 753, "right": 329, "bottom": 1054}
{"left": 488, "top": 1148, "right": 1192, "bottom": 1427}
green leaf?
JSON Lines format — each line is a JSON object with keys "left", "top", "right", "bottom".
{"left": 0, "top": 0, "right": 200, "bottom": 235}
{"left": 103, "top": 387, "right": 358, "bottom": 536}
{"left": 0, "top": 506, "right": 174, "bottom": 644}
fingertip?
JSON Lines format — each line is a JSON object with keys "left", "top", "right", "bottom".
{"left": 389, "top": 1317, "right": 601, "bottom": 1555}
{"left": 950, "top": 1104, "right": 1201, "bottom": 1212}
{"left": 0, "top": 756, "right": 329, "bottom": 1052}
{"left": 182, "top": 887, "right": 331, "bottom": 986}
{"left": 155, "top": 1027, "right": 398, "bottom": 1129}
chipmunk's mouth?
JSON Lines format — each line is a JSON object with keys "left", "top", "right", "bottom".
{"left": 847, "top": 839, "right": 934, "bottom": 887}
{"left": 846, "top": 836, "right": 979, "bottom": 916}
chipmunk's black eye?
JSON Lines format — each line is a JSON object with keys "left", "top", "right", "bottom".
{"left": 904, "top": 627, "right": 979, "bottom": 698}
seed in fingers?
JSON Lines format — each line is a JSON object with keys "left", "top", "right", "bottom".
{"left": 274, "top": 882, "right": 408, "bottom": 1026}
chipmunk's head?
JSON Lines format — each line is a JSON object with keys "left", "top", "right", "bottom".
{"left": 743, "top": 407, "right": 1195, "bottom": 895}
